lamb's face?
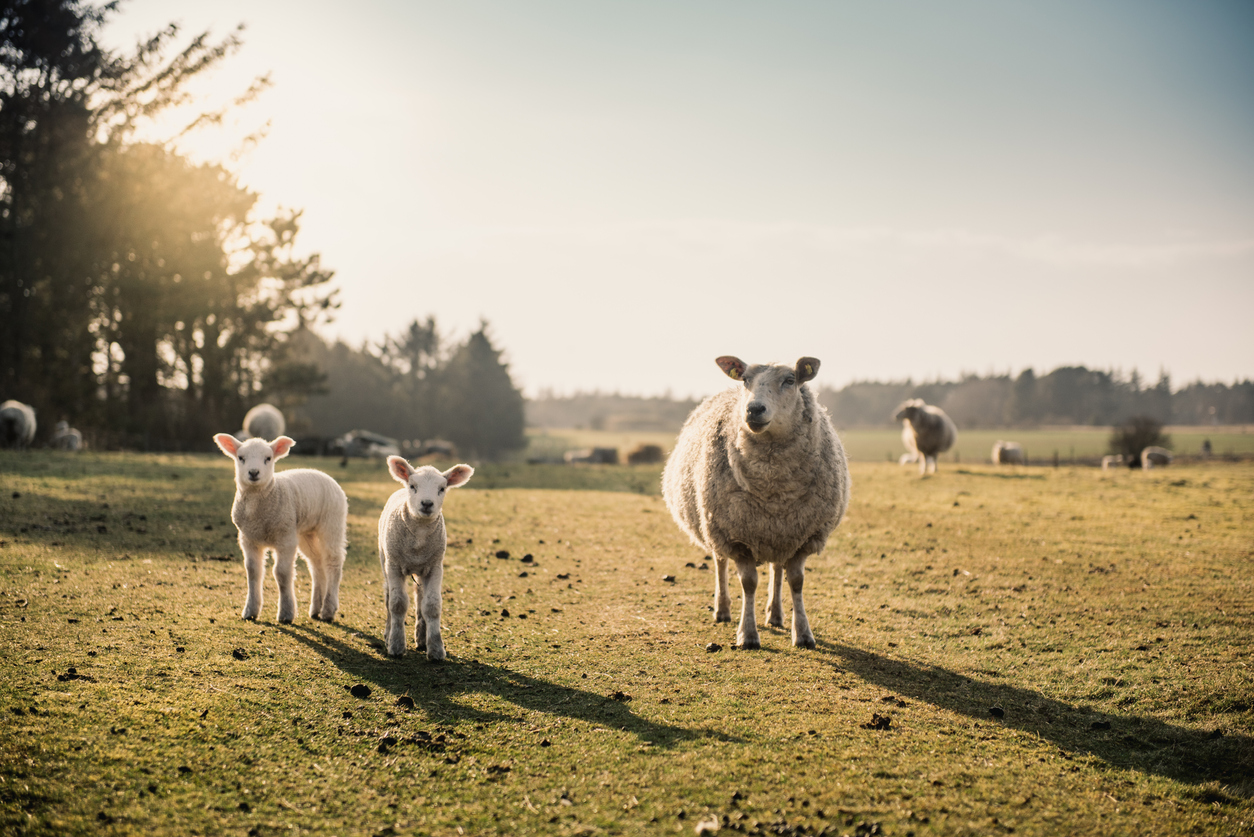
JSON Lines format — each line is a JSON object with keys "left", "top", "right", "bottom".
{"left": 715, "top": 356, "right": 821, "bottom": 436}
{"left": 387, "top": 457, "right": 474, "bottom": 519}
{"left": 213, "top": 433, "right": 295, "bottom": 487}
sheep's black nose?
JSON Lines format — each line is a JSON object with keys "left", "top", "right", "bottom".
{"left": 248, "top": 469, "right": 259, "bottom": 480}
{"left": 746, "top": 403, "right": 766, "bottom": 419}
{"left": 420, "top": 500, "right": 434, "bottom": 511}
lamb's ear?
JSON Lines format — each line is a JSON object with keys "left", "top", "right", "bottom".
{"left": 213, "top": 433, "right": 239, "bottom": 456}
{"left": 795, "top": 357, "right": 820, "bottom": 384}
{"left": 270, "top": 436, "right": 296, "bottom": 459}
{"left": 443, "top": 464, "right": 474, "bottom": 488}
{"left": 387, "top": 455, "right": 413, "bottom": 484}
{"left": 716, "top": 356, "right": 747, "bottom": 381}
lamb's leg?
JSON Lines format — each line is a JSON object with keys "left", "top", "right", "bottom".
{"left": 300, "top": 534, "right": 327, "bottom": 621}
{"left": 272, "top": 539, "right": 299, "bottom": 623}
{"left": 413, "top": 575, "right": 426, "bottom": 652}
{"left": 918, "top": 455, "right": 928, "bottom": 476}
{"left": 240, "top": 537, "right": 265, "bottom": 621}
{"left": 320, "top": 535, "right": 345, "bottom": 621}
{"left": 385, "top": 571, "right": 409, "bottom": 658}
{"left": 734, "top": 558, "right": 760, "bottom": 650}
{"left": 419, "top": 564, "right": 446, "bottom": 662}
{"left": 713, "top": 555, "right": 732, "bottom": 623}
{"left": 766, "top": 562, "right": 785, "bottom": 627}
{"left": 785, "top": 553, "right": 815, "bottom": 649}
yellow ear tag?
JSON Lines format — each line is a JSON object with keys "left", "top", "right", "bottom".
{"left": 730, "top": 368, "right": 740, "bottom": 380}
{"left": 804, "top": 364, "right": 813, "bottom": 377}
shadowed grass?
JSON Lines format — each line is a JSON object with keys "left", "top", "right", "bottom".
{"left": 0, "top": 451, "right": 1251, "bottom": 835}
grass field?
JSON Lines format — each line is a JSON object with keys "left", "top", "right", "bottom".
{"left": 1, "top": 450, "right": 1252, "bottom": 836}
{"left": 524, "top": 426, "right": 1254, "bottom": 466}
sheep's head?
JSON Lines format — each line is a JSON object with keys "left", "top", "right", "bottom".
{"left": 387, "top": 457, "right": 474, "bottom": 519}
{"left": 716, "top": 356, "right": 820, "bottom": 435}
{"left": 894, "top": 399, "right": 925, "bottom": 423}
{"left": 213, "top": 434, "right": 295, "bottom": 487}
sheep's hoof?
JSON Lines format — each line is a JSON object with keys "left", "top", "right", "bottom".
{"left": 714, "top": 612, "right": 731, "bottom": 624}
{"left": 766, "top": 616, "right": 784, "bottom": 628}
{"left": 736, "top": 638, "right": 761, "bottom": 651}
{"left": 794, "top": 636, "right": 816, "bottom": 650}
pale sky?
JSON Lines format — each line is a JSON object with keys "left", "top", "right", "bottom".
{"left": 102, "top": 0, "right": 1254, "bottom": 398}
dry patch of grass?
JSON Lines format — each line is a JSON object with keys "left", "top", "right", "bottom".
{"left": 0, "top": 452, "right": 1251, "bottom": 836}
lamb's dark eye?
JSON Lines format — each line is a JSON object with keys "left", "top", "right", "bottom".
{"left": 438, "top": 486, "right": 445, "bottom": 494}
{"left": 264, "top": 457, "right": 271, "bottom": 464}
{"left": 410, "top": 485, "right": 416, "bottom": 492}
{"left": 238, "top": 455, "right": 244, "bottom": 461}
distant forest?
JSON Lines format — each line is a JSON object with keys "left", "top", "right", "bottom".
{"left": 528, "top": 367, "right": 1254, "bottom": 432}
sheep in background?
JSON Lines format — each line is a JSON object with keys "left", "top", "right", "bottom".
{"left": 663, "top": 356, "right": 849, "bottom": 650}
{"left": 0, "top": 400, "right": 36, "bottom": 449}
{"left": 991, "top": 440, "right": 1025, "bottom": 465}
{"left": 213, "top": 433, "right": 348, "bottom": 623}
{"left": 240, "top": 403, "right": 286, "bottom": 441}
{"left": 895, "top": 398, "right": 957, "bottom": 475}
{"left": 378, "top": 456, "right": 474, "bottom": 660}
{"left": 1141, "top": 446, "right": 1173, "bottom": 470}
{"left": 51, "top": 421, "right": 83, "bottom": 451}
{"left": 1101, "top": 454, "right": 1124, "bottom": 471}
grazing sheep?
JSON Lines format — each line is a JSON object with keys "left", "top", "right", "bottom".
{"left": 1140, "top": 446, "right": 1173, "bottom": 470}
{"left": 212, "top": 434, "right": 348, "bottom": 623}
{"left": 991, "top": 440, "right": 1025, "bottom": 465}
{"left": 895, "top": 399, "right": 957, "bottom": 475}
{"left": 627, "top": 443, "right": 665, "bottom": 465}
{"left": 241, "top": 403, "right": 285, "bottom": 441}
{"left": 51, "top": 421, "right": 83, "bottom": 451}
{"left": 1101, "top": 454, "right": 1124, "bottom": 471}
{"left": 0, "top": 400, "right": 36, "bottom": 449}
{"left": 378, "top": 456, "right": 474, "bottom": 660}
{"left": 662, "top": 356, "right": 849, "bottom": 650}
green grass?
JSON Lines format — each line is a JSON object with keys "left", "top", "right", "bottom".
{"left": 1, "top": 450, "right": 1252, "bottom": 836}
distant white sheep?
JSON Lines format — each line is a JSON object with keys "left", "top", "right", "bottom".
{"left": 991, "top": 440, "right": 1025, "bottom": 465}
{"left": 0, "top": 400, "right": 36, "bottom": 449}
{"left": 663, "top": 356, "right": 850, "bottom": 650}
{"left": 1101, "top": 454, "right": 1124, "bottom": 471}
{"left": 241, "top": 403, "right": 286, "bottom": 441}
{"left": 895, "top": 399, "right": 957, "bottom": 475}
{"left": 378, "top": 456, "right": 474, "bottom": 660}
{"left": 213, "top": 434, "right": 348, "bottom": 623}
{"left": 52, "top": 421, "right": 83, "bottom": 451}
{"left": 1140, "top": 446, "right": 1172, "bottom": 470}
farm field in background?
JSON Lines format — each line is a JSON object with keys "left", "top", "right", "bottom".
{"left": 1, "top": 451, "right": 1251, "bottom": 836}
{"left": 524, "top": 426, "right": 1254, "bottom": 467}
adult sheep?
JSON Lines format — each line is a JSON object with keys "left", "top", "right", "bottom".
{"left": 662, "top": 356, "right": 849, "bottom": 650}
{"left": 52, "top": 421, "right": 83, "bottom": 451}
{"left": 242, "top": 403, "right": 286, "bottom": 441}
{"left": 895, "top": 399, "right": 956, "bottom": 475}
{"left": 991, "top": 440, "right": 1025, "bottom": 465}
{"left": 1140, "top": 446, "right": 1172, "bottom": 470}
{"left": 0, "top": 400, "right": 36, "bottom": 449}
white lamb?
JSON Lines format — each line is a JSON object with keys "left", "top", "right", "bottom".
{"left": 213, "top": 433, "right": 348, "bottom": 623}
{"left": 662, "top": 356, "right": 850, "bottom": 650}
{"left": 1141, "top": 446, "right": 1172, "bottom": 470}
{"left": 991, "top": 440, "right": 1025, "bottom": 465}
{"left": 1101, "top": 454, "right": 1124, "bottom": 471}
{"left": 0, "top": 400, "right": 36, "bottom": 449}
{"left": 241, "top": 403, "right": 286, "bottom": 440}
{"left": 52, "top": 421, "right": 83, "bottom": 451}
{"left": 378, "top": 456, "right": 474, "bottom": 660}
{"left": 895, "top": 398, "right": 957, "bottom": 475}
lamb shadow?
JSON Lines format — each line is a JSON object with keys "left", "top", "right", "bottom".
{"left": 276, "top": 621, "right": 717, "bottom": 749}
{"left": 816, "top": 640, "right": 1253, "bottom": 794}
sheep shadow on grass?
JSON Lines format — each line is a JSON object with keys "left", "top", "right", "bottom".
{"left": 816, "top": 640, "right": 1254, "bottom": 798}
{"left": 277, "top": 621, "right": 716, "bottom": 750}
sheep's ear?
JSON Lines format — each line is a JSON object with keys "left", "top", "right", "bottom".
{"left": 213, "top": 433, "right": 239, "bottom": 456}
{"left": 270, "top": 436, "right": 296, "bottom": 459}
{"left": 443, "top": 464, "right": 474, "bottom": 488}
{"left": 716, "top": 356, "right": 747, "bottom": 381}
{"left": 795, "top": 357, "right": 820, "bottom": 384}
{"left": 387, "top": 455, "right": 413, "bottom": 484}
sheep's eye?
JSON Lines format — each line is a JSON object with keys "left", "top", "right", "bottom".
{"left": 438, "top": 486, "right": 445, "bottom": 494}
{"left": 238, "top": 455, "right": 244, "bottom": 461}
{"left": 409, "top": 485, "right": 416, "bottom": 492}
{"left": 264, "top": 456, "right": 271, "bottom": 464}
{"left": 783, "top": 377, "right": 795, "bottom": 388}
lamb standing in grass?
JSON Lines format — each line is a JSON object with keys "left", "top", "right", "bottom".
{"left": 663, "top": 356, "right": 849, "bottom": 650}
{"left": 1140, "top": 446, "right": 1173, "bottom": 470}
{"left": 0, "top": 400, "right": 36, "bottom": 449}
{"left": 991, "top": 440, "right": 1025, "bottom": 465}
{"left": 895, "top": 398, "right": 957, "bottom": 475}
{"left": 378, "top": 456, "right": 474, "bottom": 660}
{"left": 213, "top": 434, "right": 348, "bottom": 622}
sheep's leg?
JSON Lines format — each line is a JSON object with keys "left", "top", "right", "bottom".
{"left": 413, "top": 575, "right": 426, "bottom": 652}
{"left": 272, "top": 540, "right": 299, "bottom": 624}
{"left": 918, "top": 455, "right": 928, "bottom": 476}
{"left": 785, "top": 554, "right": 815, "bottom": 649}
{"left": 734, "top": 559, "right": 760, "bottom": 649}
{"left": 385, "top": 571, "right": 409, "bottom": 658}
{"left": 713, "top": 555, "right": 732, "bottom": 623}
{"left": 766, "top": 562, "right": 785, "bottom": 628}
{"left": 320, "top": 550, "right": 343, "bottom": 622}
{"left": 300, "top": 534, "right": 327, "bottom": 621}
{"left": 419, "top": 564, "right": 446, "bottom": 662}
{"left": 240, "top": 537, "right": 265, "bottom": 621}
